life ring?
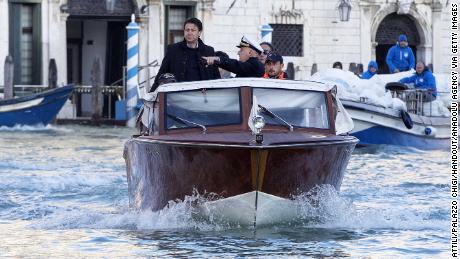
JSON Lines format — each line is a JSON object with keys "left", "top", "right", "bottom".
{"left": 400, "top": 110, "right": 413, "bottom": 129}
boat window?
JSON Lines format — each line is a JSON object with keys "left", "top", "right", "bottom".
{"left": 165, "top": 88, "right": 241, "bottom": 130}
{"left": 252, "top": 88, "right": 330, "bottom": 129}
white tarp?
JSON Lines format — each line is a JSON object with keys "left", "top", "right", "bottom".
{"left": 335, "top": 98, "right": 354, "bottom": 135}
{"left": 156, "top": 78, "right": 333, "bottom": 93}
{"left": 311, "top": 69, "right": 450, "bottom": 117}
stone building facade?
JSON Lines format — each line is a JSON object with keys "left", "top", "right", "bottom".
{"left": 0, "top": 0, "right": 452, "bottom": 115}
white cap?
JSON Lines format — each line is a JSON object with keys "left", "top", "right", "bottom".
{"left": 236, "top": 35, "right": 263, "bottom": 54}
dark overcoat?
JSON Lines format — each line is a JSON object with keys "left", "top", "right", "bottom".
{"left": 151, "top": 38, "right": 220, "bottom": 91}
{"left": 218, "top": 56, "right": 264, "bottom": 78}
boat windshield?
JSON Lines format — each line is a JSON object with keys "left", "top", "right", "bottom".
{"left": 253, "top": 88, "right": 330, "bottom": 129}
{"left": 165, "top": 88, "right": 241, "bottom": 130}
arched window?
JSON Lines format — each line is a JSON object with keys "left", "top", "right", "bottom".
{"left": 375, "top": 13, "right": 420, "bottom": 73}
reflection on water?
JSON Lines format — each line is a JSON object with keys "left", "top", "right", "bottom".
{"left": 0, "top": 125, "right": 451, "bottom": 257}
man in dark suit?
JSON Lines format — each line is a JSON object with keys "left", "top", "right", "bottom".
{"left": 150, "top": 18, "right": 220, "bottom": 92}
{"left": 202, "top": 36, "right": 264, "bottom": 78}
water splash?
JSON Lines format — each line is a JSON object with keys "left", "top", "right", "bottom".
{"left": 30, "top": 185, "right": 446, "bottom": 232}
{"left": 0, "top": 126, "right": 449, "bottom": 257}
{"left": 32, "top": 193, "right": 227, "bottom": 231}
{"left": 0, "top": 124, "right": 73, "bottom": 133}
{"left": 293, "top": 185, "right": 447, "bottom": 231}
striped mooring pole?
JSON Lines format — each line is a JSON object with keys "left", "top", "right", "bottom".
{"left": 126, "top": 14, "right": 139, "bottom": 128}
{"left": 260, "top": 23, "right": 273, "bottom": 43}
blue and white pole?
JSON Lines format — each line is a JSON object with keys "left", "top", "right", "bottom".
{"left": 126, "top": 13, "right": 140, "bottom": 128}
{"left": 260, "top": 23, "right": 273, "bottom": 43}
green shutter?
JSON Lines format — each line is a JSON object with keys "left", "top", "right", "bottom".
{"left": 8, "top": 2, "right": 42, "bottom": 85}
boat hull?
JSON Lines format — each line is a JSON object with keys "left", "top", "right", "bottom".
{"left": 0, "top": 85, "right": 74, "bottom": 127}
{"left": 352, "top": 120, "right": 449, "bottom": 150}
{"left": 124, "top": 136, "right": 357, "bottom": 212}
{"left": 342, "top": 100, "right": 449, "bottom": 150}
{"left": 196, "top": 191, "right": 298, "bottom": 226}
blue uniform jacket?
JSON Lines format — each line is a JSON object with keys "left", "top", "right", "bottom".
{"left": 218, "top": 56, "right": 264, "bottom": 78}
{"left": 399, "top": 69, "right": 437, "bottom": 96}
{"left": 386, "top": 44, "right": 415, "bottom": 73}
{"left": 361, "top": 61, "right": 378, "bottom": 79}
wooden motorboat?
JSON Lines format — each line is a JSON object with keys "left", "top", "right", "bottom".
{"left": 124, "top": 78, "right": 358, "bottom": 225}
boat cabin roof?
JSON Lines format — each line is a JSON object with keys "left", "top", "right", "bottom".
{"left": 149, "top": 78, "right": 354, "bottom": 136}
{"left": 155, "top": 78, "right": 334, "bottom": 93}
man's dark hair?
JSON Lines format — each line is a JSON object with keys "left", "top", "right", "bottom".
{"left": 184, "top": 18, "right": 203, "bottom": 31}
{"left": 416, "top": 60, "right": 429, "bottom": 72}
{"left": 333, "top": 61, "right": 343, "bottom": 69}
{"left": 260, "top": 42, "right": 275, "bottom": 52}
{"left": 265, "top": 51, "right": 283, "bottom": 64}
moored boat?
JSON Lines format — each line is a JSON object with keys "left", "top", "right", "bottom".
{"left": 0, "top": 85, "right": 74, "bottom": 127}
{"left": 342, "top": 88, "right": 449, "bottom": 150}
{"left": 311, "top": 69, "right": 450, "bottom": 150}
{"left": 123, "top": 78, "right": 358, "bottom": 226}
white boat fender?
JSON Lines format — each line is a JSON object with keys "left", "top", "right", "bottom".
{"left": 400, "top": 110, "right": 413, "bottom": 129}
{"left": 424, "top": 126, "right": 436, "bottom": 136}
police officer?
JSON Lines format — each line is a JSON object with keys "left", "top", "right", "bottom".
{"left": 202, "top": 36, "right": 264, "bottom": 77}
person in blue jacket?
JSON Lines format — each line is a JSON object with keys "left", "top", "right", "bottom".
{"left": 399, "top": 61, "right": 437, "bottom": 101}
{"left": 386, "top": 34, "right": 415, "bottom": 73}
{"left": 361, "top": 61, "right": 378, "bottom": 79}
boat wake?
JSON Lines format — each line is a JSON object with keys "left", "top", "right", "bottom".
{"left": 0, "top": 124, "right": 73, "bottom": 133}
{"left": 30, "top": 185, "right": 446, "bottom": 232}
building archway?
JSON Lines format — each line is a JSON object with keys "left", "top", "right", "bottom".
{"left": 375, "top": 13, "right": 421, "bottom": 74}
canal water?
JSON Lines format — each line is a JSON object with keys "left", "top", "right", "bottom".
{"left": 0, "top": 125, "right": 450, "bottom": 257}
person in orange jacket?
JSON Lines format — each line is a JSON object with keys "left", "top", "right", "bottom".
{"left": 262, "top": 51, "right": 288, "bottom": 79}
